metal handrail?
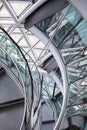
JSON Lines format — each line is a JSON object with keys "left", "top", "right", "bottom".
{"left": 21, "top": 48, "right": 42, "bottom": 129}
{"left": 21, "top": 48, "right": 41, "bottom": 99}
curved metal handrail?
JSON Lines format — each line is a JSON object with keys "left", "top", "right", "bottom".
{"left": 29, "top": 25, "right": 69, "bottom": 129}
{"left": 21, "top": 48, "right": 42, "bottom": 129}
{"left": 21, "top": 48, "right": 41, "bottom": 100}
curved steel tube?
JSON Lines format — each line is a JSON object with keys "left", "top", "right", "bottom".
{"left": 21, "top": 48, "right": 42, "bottom": 129}
{"left": 30, "top": 26, "right": 69, "bottom": 129}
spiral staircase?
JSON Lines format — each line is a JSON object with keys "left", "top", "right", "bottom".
{"left": 1, "top": 0, "right": 87, "bottom": 130}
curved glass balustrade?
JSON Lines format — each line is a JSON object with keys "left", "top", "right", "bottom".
{"left": 0, "top": 46, "right": 25, "bottom": 92}
{"left": 41, "top": 74, "right": 63, "bottom": 120}
{"left": 0, "top": 27, "right": 37, "bottom": 130}
{"left": 0, "top": 27, "right": 33, "bottom": 105}
{"left": 0, "top": 27, "right": 43, "bottom": 130}
{"left": 0, "top": 26, "right": 42, "bottom": 130}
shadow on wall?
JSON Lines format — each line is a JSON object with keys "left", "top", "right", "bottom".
{"left": 62, "top": 125, "right": 81, "bottom": 130}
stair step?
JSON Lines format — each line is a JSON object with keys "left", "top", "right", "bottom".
{"left": 0, "top": 97, "right": 24, "bottom": 109}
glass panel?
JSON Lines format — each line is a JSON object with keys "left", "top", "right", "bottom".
{"left": 0, "top": 6, "right": 11, "bottom": 17}
{"left": 21, "top": 48, "right": 41, "bottom": 109}
{"left": 76, "top": 20, "right": 87, "bottom": 46}
{"left": 53, "top": 6, "right": 82, "bottom": 47}
{"left": 0, "top": 27, "right": 33, "bottom": 107}
{"left": 0, "top": 48, "right": 20, "bottom": 83}
{"left": 28, "top": 34, "right": 39, "bottom": 47}
{"left": 63, "top": 6, "right": 81, "bottom": 26}
{"left": 9, "top": 1, "right": 29, "bottom": 16}
{"left": 36, "top": 15, "right": 54, "bottom": 32}
{"left": 36, "top": 5, "right": 82, "bottom": 47}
